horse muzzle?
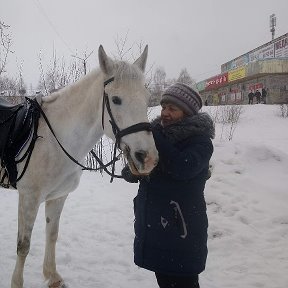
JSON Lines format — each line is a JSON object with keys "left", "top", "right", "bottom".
{"left": 123, "top": 145, "right": 158, "bottom": 176}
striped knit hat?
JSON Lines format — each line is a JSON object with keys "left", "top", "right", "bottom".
{"left": 160, "top": 83, "right": 202, "bottom": 115}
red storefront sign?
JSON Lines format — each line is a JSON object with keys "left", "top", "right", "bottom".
{"left": 205, "top": 73, "right": 228, "bottom": 90}
{"left": 248, "top": 83, "right": 263, "bottom": 91}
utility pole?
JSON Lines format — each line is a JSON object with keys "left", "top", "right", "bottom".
{"left": 72, "top": 50, "right": 94, "bottom": 75}
{"left": 270, "top": 14, "right": 276, "bottom": 41}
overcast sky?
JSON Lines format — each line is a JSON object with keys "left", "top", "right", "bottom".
{"left": 1, "top": 0, "right": 288, "bottom": 88}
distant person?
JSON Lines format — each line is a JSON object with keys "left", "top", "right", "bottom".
{"left": 248, "top": 90, "right": 254, "bottom": 104}
{"left": 255, "top": 90, "right": 261, "bottom": 104}
{"left": 262, "top": 88, "right": 267, "bottom": 104}
{"left": 122, "top": 83, "right": 215, "bottom": 288}
{"left": 205, "top": 99, "right": 208, "bottom": 106}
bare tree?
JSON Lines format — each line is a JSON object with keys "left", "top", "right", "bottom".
{"left": 149, "top": 66, "right": 166, "bottom": 105}
{"left": 279, "top": 104, "right": 288, "bottom": 118}
{"left": 207, "top": 105, "right": 243, "bottom": 141}
{"left": 0, "top": 75, "right": 18, "bottom": 95}
{"left": 37, "top": 50, "right": 85, "bottom": 95}
{"left": 177, "top": 68, "right": 195, "bottom": 87}
{"left": 114, "top": 31, "right": 133, "bottom": 60}
{"left": 71, "top": 50, "right": 94, "bottom": 75}
{"left": 68, "top": 57, "right": 85, "bottom": 83}
{"left": 0, "top": 21, "right": 13, "bottom": 76}
{"left": 113, "top": 32, "right": 155, "bottom": 90}
{"left": 37, "top": 51, "right": 49, "bottom": 95}
{"left": 0, "top": 21, "right": 16, "bottom": 96}
{"left": 16, "top": 59, "right": 27, "bottom": 94}
{"left": 154, "top": 66, "right": 166, "bottom": 88}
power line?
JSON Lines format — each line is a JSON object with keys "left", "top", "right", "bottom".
{"left": 32, "top": 0, "right": 74, "bottom": 54}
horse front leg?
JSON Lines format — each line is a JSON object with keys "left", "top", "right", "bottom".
{"left": 43, "top": 196, "right": 67, "bottom": 288}
{"left": 11, "top": 193, "right": 40, "bottom": 288}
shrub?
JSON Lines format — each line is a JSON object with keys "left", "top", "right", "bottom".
{"left": 279, "top": 104, "right": 288, "bottom": 118}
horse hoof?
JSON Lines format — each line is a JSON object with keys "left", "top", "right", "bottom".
{"left": 48, "top": 280, "right": 66, "bottom": 288}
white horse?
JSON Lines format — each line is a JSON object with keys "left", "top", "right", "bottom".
{"left": 8, "top": 45, "right": 158, "bottom": 288}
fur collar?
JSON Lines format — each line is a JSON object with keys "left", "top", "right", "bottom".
{"left": 151, "top": 112, "right": 215, "bottom": 144}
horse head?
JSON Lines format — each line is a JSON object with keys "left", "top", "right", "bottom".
{"left": 98, "top": 45, "right": 158, "bottom": 175}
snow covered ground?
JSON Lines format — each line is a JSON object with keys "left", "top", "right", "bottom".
{"left": 0, "top": 104, "right": 288, "bottom": 288}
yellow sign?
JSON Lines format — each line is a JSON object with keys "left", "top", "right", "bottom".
{"left": 228, "top": 67, "right": 246, "bottom": 82}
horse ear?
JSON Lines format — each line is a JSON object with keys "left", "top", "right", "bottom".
{"left": 98, "top": 45, "right": 114, "bottom": 75}
{"left": 134, "top": 45, "right": 148, "bottom": 72}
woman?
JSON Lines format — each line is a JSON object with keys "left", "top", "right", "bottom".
{"left": 122, "top": 83, "right": 215, "bottom": 288}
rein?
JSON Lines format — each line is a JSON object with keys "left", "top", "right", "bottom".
{"left": 33, "top": 76, "right": 152, "bottom": 183}
{"left": 33, "top": 99, "right": 119, "bottom": 176}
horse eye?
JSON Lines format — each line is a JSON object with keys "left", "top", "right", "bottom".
{"left": 112, "top": 96, "right": 122, "bottom": 105}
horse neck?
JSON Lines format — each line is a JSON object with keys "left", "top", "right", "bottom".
{"left": 43, "top": 69, "right": 105, "bottom": 156}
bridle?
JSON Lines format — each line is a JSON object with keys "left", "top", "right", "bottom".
{"left": 102, "top": 77, "right": 152, "bottom": 145}
{"left": 101, "top": 76, "right": 152, "bottom": 181}
{"left": 32, "top": 76, "right": 152, "bottom": 183}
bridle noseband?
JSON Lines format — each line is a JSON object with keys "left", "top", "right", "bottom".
{"left": 101, "top": 76, "right": 152, "bottom": 181}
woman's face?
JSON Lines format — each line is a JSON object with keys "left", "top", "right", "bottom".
{"left": 160, "top": 102, "right": 185, "bottom": 127}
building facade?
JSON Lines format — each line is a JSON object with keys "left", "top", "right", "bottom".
{"left": 197, "top": 33, "right": 288, "bottom": 105}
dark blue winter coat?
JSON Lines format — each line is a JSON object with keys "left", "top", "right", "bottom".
{"left": 133, "top": 113, "right": 214, "bottom": 276}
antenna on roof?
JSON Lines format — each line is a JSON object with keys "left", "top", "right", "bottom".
{"left": 270, "top": 14, "right": 276, "bottom": 40}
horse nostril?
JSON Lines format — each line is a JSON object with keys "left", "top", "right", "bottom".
{"left": 134, "top": 150, "right": 147, "bottom": 164}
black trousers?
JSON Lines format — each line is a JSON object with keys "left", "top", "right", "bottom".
{"left": 155, "top": 273, "right": 200, "bottom": 288}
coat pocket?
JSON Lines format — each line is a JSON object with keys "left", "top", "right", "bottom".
{"left": 158, "top": 200, "right": 188, "bottom": 240}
